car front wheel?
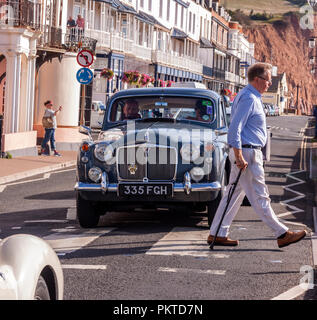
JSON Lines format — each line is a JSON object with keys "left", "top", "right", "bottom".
{"left": 76, "top": 192, "right": 100, "bottom": 228}
{"left": 34, "top": 275, "right": 50, "bottom": 300}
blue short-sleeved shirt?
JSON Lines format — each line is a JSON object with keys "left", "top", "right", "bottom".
{"left": 228, "top": 84, "right": 267, "bottom": 149}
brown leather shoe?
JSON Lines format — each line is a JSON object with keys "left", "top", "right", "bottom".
{"left": 207, "top": 235, "right": 239, "bottom": 246}
{"left": 277, "top": 230, "right": 307, "bottom": 248}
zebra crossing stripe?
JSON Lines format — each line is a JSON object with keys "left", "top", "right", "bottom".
{"left": 146, "top": 227, "right": 229, "bottom": 258}
{"left": 158, "top": 267, "right": 226, "bottom": 275}
{"left": 44, "top": 228, "right": 115, "bottom": 254}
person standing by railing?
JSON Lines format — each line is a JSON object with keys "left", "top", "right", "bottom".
{"left": 67, "top": 16, "right": 76, "bottom": 41}
{"left": 76, "top": 15, "right": 85, "bottom": 36}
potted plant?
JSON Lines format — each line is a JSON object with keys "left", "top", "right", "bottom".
{"left": 100, "top": 68, "right": 114, "bottom": 80}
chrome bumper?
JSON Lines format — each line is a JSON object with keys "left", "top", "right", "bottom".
{"left": 74, "top": 172, "right": 221, "bottom": 194}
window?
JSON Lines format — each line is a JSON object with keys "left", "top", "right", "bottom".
{"left": 148, "top": 0, "right": 152, "bottom": 11}
{"left": 140, "top": 0, "right": 144, "bottom": 8}
{"left": 159, "top": 0, "right": 163, "bottom": 18}
{"left": 175, "top": 3, "right": 178, "bottom": 25}
{"left": 181, "top": 6, "right": 184, "bottom": 28}
{"left": 188, "top": 12, "right": 192, "bottom": 33}
{"left": 193, "top": 14, "right": 196, "bottom": 33}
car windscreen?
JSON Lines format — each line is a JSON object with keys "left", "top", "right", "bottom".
{"left": 108, "top": 96, "right": 216, "bottom": 124}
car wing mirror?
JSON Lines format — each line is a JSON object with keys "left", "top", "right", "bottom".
{"left": 79, "top": 125, "right": 93, "bottom": 140}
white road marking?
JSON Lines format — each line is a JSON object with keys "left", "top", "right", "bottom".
{"left": 24, "top": 219, "right": 69, "bottom": 224}
{"left": 277, "top": 170, "right": 306, "bottom": 219}
{"left": 62, "top": 264, "right": 108, "bottom": 270}
{"left": 44, "top": 228, "right": 114, "bottom": 254}
{"left": 67, "top": 207, "right": 77, "bottom": 220}
{"left": 271, "top": 283, "right": 313, "bottom": 300}
{"left": 146, "top": 227, "right": 229, "bottom": 258}
{"left": 158, "top": 267, "right": 226, "bottom": 275}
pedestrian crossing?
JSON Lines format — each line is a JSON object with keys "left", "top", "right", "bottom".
{"left": 146, "top": 227, "right": 229, "bottom": 258}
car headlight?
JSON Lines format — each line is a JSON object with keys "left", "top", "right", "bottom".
{"left": 98, "top": 131, "right": 123, "bottom": 142}
{"left": 88, "top": 167, "right": 102, "bottom": 183}
{"left": 180, "top": 144, "right": 200, "bottom": 163}
{"left": 94, "top": 144, "right": 114, "bottom": 163}
{"left": 190, "top": 167, "right": 205, "bottom": 182}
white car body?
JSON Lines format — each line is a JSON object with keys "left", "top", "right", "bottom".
{"left": 0, "top": 234, "right": 63, "bottom": 300}
{"left": 171, "top": 82, "right": 207, "bottom": 89}
{"left": 90, "top": 101, "right": 106, "bottom": 129}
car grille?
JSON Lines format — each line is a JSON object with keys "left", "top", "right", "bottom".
{"left": 117, "top": 145, "right": 177, "bottom": 181}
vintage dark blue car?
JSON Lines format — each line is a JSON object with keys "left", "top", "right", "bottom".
{"left": 75, "top": 87, "right": 231, "bottom": 228}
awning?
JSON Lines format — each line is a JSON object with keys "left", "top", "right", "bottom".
{"left": 200, "top": 37, "right": 213, "bottom": 49}
{"left": 136, "top": 10, "right": 168, "bottom": 30}
{"left": 93, "top": 0, "right": 137, "bottom": 14}
{"left": 175, "top": 0, "right": 190, "bottom": 8}
{"left": 171, "top": 27, "right": 188, "bottom": 39}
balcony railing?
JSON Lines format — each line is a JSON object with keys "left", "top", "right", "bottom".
{"left": 0, "top": 0, "right": 41, "bottom": 29}
{"left": 37, "top": 26, "right": 63, "bottom": 48}
{"left": 64, "top": 28, "right": 97, "bottom": 53}
{"left": 37, "top": 26, "right": 97, "bottom": 53}
{"left": 213, "top": 68, "right": 225, "bottom": 80}
{"left": 152, "top": 50, "right": 203, "bottom": 74}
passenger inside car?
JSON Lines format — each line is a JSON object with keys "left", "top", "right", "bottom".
{"left": 122, "top": 100, "right": 141, "bottom": 120}
{"left": 187, "top": 100, "right": 211, "bottom": 122}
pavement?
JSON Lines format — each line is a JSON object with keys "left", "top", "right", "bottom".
{"left": 0, "top": 150, "right": 77, "bottom": 185}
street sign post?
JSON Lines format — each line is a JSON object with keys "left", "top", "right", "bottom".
{"left": 76, "top": 49, "right": 94, "bottom": 68}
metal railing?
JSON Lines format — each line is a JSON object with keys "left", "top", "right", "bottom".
{"left": 0, "top": 0, "right": 41, "bottom": 29}
{"left": 64, "top": 27, "right": 97, "bottom": 53}
{"left": 37, "top": 26, "right": 97, "bottom": 53}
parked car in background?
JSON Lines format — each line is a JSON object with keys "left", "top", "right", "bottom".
{"left": 226, "top": 102, "right": 232, "bottom": 125}
{"left": 274, "top": 105, "right": 280, "bottom": 116}
{"left": 0, "top": 234, "right": 63, "bottom": 300}
{"left": 75, "top": 87, "right": 231, "bottom": 228}
{"left": 267, "top": 104, "right": 275, "bottom": 116}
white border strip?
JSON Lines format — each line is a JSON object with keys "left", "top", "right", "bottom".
{"left": 271, "top": 284, "right": 311, "bottom": 300}
{"left": 312, "top": 207, "right": 317, "bottom": 267}
{"left": 62, "top": 264, "right": 108, "bottom": 270}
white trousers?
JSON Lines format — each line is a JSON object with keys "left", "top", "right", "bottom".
{"left": 209, "top": 148, "right": 288, "bottom": 238}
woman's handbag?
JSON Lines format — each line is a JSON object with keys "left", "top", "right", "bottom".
{"left": 42, "top": 116, "right": 54, "bottom": 129}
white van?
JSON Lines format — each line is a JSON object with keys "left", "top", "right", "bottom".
{"left": 90, "top": 101, "right": 106, "bottom": 128}
{"left": 171, "top": 82, "right": 207, "bottom": 89}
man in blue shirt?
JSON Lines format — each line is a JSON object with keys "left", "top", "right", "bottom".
{"left": 207, "top": 63, "right": 306, "bottom": 248}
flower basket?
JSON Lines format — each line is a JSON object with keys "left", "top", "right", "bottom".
{"left": 166, "top": 80, "right": 174, "bottom": 87}
{"left": 140, "top": 74, "right": 150, "bottom": 86}
{"left": 122, "top": 71, "right": 141, "bottom": 85}
{"left": 158, "top": 79, "right": 166, "bottom": 87}
{"left": 100, "top": 68, "right": 114, "bottom": 80}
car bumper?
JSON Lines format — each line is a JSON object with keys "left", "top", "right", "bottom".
{"left": 74, "top": 172, "right": 221, "bottom": 195}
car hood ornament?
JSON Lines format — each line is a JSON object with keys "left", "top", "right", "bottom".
{"left": 128, "top": 164, "right": 138, "bottom": 175}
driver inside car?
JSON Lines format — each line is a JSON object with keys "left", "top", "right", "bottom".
{"left": 122, "top": 99, "right": 141, "bottom": 120}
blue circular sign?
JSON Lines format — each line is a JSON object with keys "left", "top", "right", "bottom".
{"left": 76, "top": 68, "right": 94, "bottom": 85}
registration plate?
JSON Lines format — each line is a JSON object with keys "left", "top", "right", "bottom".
{"left": 118, "top": 183, "right": 173, "bottom": 197}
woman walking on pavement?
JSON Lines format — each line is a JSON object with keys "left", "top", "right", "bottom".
{"left": 41, "top": 100, "right": 62, "bottom": 157}
{"left": 207, "top": 62, "right": 307, "bottom": 249}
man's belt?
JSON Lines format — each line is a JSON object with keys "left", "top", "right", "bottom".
{"left": 242, "top": 144, "right": 262, "bottom": 150}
